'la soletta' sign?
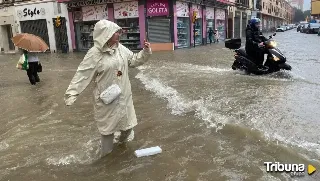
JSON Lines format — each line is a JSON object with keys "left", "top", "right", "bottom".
{"left": 146, "top": 0, "right": 169, "bottom": 16}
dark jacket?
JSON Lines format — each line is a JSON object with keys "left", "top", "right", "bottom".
{"left": 245, "top": 25, "right": 267, "bottom": 54}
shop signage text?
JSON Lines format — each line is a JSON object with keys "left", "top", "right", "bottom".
{"left": 147, "top": 1, "right": 169, "bottom": 16}
{"left": 67, "top": 0, "right": 132, "bottom": 8}
{"left": 17, "top": 6, "right": 46, "bottom": 19}
{"left": 82, "top": 5, "right": 108, "bottom": 21}
{"left": 206, "top": 7, "right": 214, "bottom": 19}
{"left": 215, "top": 9, "right": 225, "bottom": 20}
{"left": 22, "top": 7, "right": 45, "bottom": 17}
{"left": 176, "top": 1, "right": 189, "bottom": 17}
{"left": 114, "top": 1, "right": 138, "bottom": 19}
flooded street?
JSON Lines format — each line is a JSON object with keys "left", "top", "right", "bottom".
{"left": 1, "top": 30, "right": 320, "bottom": 181}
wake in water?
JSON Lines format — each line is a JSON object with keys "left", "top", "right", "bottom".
{"left": 135, "top": 64, "right": 320, "bottom": 162}
{"left": 136, "top": 67, "right": 233, "bottom": 130}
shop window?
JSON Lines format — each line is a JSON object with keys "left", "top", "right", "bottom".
{"left": 57, "top": 3, "right": 61, "bottom": 14}
{"left": 76, "top": 21, "right": 96, "bottom": 50}
{"left": 177, "top": 17, "right": 190, "bottom": 48}
{"left": 206, "top": 18, "right": 214, "bottom": 44}
{"left": 116, "top": 18, "right": 140, "bottom": 50}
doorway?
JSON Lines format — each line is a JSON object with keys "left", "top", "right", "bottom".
{"left": 53, "top": 17, "right": 68, "bottom": 51}
{"left": 228, "top": 18, "right": 233, "bottom": 38}
{"left": 6, "top": 25, "right": 14, "bottom": 50}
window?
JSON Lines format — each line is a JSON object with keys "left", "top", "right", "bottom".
{"left": 57, "top": 3, "right": 61, "bottom": 14}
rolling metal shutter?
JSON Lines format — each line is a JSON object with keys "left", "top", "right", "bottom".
{"left": 20, "top": 19, "right": 50, "bottom": 49}
{"left": 147, "top": 18, "right": 171, "bottom": 43}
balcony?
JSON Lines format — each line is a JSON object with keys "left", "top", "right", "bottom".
{"left": 0, "top": 0, "right": 21, "bottom": 5}
{"left": 235, "top": 0, "right": 249, "bottom": 8}
{"left": 0, "top": 0, "right": 13, "bottom": 4}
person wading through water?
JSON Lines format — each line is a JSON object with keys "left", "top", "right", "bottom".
{"left": 208, "top": 28, "right": 214, "bottom": 44}
{"left": 64, "top": 20, "right": 152, "bottom": 157}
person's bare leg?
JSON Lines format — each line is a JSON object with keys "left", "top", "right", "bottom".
{"left": 101, "top": 134, "right": 114, "bottom": 157}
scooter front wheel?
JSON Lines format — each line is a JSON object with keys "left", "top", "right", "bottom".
{"left": 279, "top": 63, "right": 292, "bottom": 70}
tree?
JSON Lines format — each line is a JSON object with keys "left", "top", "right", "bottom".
{"left": 303, "top": 10, "right": 311, "bottom": 20}
{"left": 293, "top": 8, "right": 304, "bottom": 22}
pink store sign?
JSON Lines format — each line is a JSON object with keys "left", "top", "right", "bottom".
{"left": 146, "top": 0, "right": 169, "bottom": 16}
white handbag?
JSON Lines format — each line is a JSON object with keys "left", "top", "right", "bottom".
{"left": 100, "top": 84, "right": 121, "bottom": 105}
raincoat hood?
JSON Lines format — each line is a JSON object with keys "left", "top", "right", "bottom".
{"left": 93, "top": 20, "right": 122, "bottom": 52}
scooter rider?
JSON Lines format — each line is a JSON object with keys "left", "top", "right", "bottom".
{"left": 245, "top": 18, "right": 268, "bottom": 69}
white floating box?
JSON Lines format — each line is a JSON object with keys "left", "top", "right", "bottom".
{"left": 134, "top": 146, "right": 162, "bottom": 158}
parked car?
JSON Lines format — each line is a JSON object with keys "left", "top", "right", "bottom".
{"left": 306, "top": 23, "right": 320, "bottom": 34}
{"left": 276, "top": 26, "right": 286, "bottom": 32}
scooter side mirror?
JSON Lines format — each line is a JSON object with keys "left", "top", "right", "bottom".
{"left": 269, "top": 35, "right": 272, "bottom": 39}
{"left": 273, "top": 33, "right": 276, "bottom": 36}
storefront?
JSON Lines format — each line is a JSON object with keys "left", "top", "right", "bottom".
{"left": 206, "top": 7, "right": 215, "bottom": 44}
{"left": 74, "top": 4, "right": 108, "bottom": 51}
{"left": 64, "top": 0, "right": 145, "bottom": 51}
{"left": 114, "top": 1, "right": 141, "bottom": 50}
{"left": 175, "top": 1, "right": 190, "bottom": 48}
{"left": 215, "top": 8, "right": 226, "bottom": 41}
{"left": 146, "top": 0, "right": 171, "bottom": 43}
{"left": 15, "top": 1, "right": 72, "bottom": 52}
{"left": 191, "top": 4, "right": 202, "bottom": 46}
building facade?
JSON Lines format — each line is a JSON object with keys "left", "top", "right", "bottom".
{"left": 0, "top": 0, "right": 73, "bottom": 53}
{"left": 0, "top": 1, "right": 18, "bottom": 52}
{"left": 58, "top": 0, "right": 231, "bottom": 52}
{"left": 288, "top": 0, "right": 303, "bottom": 11}
{"left": 311, "top": 0, "right": 320, "bottom": 18}
{"left": 251, "top": 0, "right": 293, "bottom": 32}
{"left": 14, "top": 0, "right": 73, "bottom": 52}
{"left": 226, "top": 0, "right": 250, "bottom": 38}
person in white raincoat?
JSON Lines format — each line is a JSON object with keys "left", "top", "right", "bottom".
{"left": 64, "top": 20, "right": 152, "bottom": 157}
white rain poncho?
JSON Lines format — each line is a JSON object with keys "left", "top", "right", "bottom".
{"left": 64, "top": 20, "right": 152, "bottom": 135}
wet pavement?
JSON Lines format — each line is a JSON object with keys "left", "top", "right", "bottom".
{"left": 1, "top": 30, "right": 320, "bottom": 181}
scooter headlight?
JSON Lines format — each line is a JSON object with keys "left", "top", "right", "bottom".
{"left": 272, "top": 54, "right": 280, "bottom": 61}
{"left": 269, "top": 41, "right": 277, "bottom": 48}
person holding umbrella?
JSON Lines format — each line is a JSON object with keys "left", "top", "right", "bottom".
{"left": 20, "top": 49, "right": 41, "bottom": 85}
{"left": 12, "top": 33, "right": 47, "bottom": 85}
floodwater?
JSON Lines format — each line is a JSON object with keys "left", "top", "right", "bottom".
{"left": 1, "top": 30, "right": 320, "bottom": 181}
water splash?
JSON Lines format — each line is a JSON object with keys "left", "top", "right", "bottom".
{"left": 136, "top": 71, "right": 229, "bottom": 130}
